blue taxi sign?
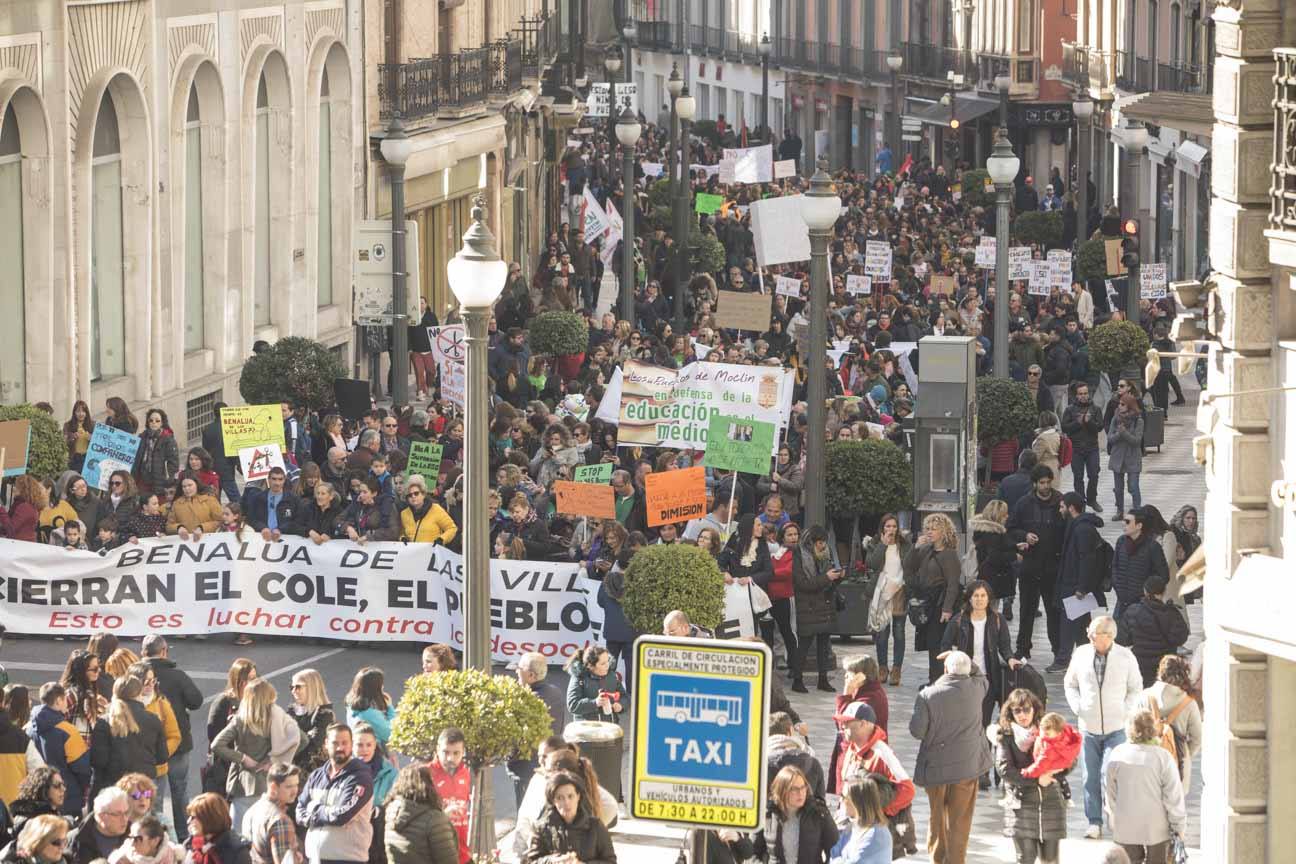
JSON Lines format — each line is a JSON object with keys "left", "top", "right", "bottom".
{"left": 630, "top": 635, "right": 771, "bottom": 830}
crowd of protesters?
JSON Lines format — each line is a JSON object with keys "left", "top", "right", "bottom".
{"left": 0, "top": 107, "right": 1207, "bottom": 864}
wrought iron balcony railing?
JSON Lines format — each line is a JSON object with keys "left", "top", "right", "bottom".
{"left": 1271, "top": 48, "right": 1296, "bottom": 232}
{"left": 379, "top": 39, "right": 522, "bottom": 123}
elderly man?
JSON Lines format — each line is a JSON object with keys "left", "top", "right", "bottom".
{"left": 663, "top": 610, "right": 713, "bottom": 639}
{"left": 321, "top": 446, "right": 350, "bottom": 489}
{"left": 347, "top": 429, "right": 380, "bottom": 472}
{"left": 69, "top": 787, "right": 131, "bottom": 864}
{"left": 909, "top": 650, "right": 991, "bottom": 864}
{"left": 506, "top": 652, "right": 567, "bottom": 807}
{"left": 836, "top": 701, "right": 917, "bottom": 854}
{"left": 1064, "top": 614, "right": 1144, "bottom": 839}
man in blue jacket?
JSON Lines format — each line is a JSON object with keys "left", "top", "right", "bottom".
{"left": 298, "top": 724, "right": 374, "bottom": 864}
{"left": 27, "top": 683, "right": 92, "bottom": 815}
{"left": 242, "top": 467, "right": 303, "bottom": 540}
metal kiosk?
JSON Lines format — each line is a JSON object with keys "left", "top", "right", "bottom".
{"left": 912, "top": 336, "right": 978, "bottom": 538}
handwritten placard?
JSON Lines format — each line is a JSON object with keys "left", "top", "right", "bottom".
{"left": 1140, "top": 262, "right": 1168, "bottom": 299}
{"left": 554, "top": 480, "right": 617, "bottom": 519}
{"left": 1008, "top": 247, "right": 1034, "bottom": 281}
{"left": 645, "top": 466, "right": 708, "bottom": 527}
{"left": 775, "top": 275, "right": 803, "bottom": 298}
{"left": 846, "top": 274, "right": 872, "bottom": 295}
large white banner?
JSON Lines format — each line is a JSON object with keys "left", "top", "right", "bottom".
{"left": 750, "top": 196, "right": 811, "bottom": 267}
{"left": 0, "top": 536, "right": 606, "bottom": 664}
{"left": 721, "top": 145, "right": 774, "bottom": 184}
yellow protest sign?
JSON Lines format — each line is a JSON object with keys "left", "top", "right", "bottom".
{"left": 220, "top": 405, "right": 286, "bottom": 452}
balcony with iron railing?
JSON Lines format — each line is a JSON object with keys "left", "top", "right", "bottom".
{"left": 901, "top": 41, "right": 977, "bottom": 84}
{"left": 518, "top": 15, "right": 558, "bottom": 79}
{"left": 635, "top": 19, "right": 674, "bottom": 51}
{"left": 689, "top": 24, "right": 705, "bottom": 51}
{"left": 378, "top": 39, "right": 523, "bottom": 123}
{"left": 1271, "top": 48, "right": 1296, "bottom": 234}
{"left": 705, "top": 25, "right": 723, "bottom": 54}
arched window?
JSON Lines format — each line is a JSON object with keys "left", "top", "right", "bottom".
{"left": 184, "top": 84, "right": 205, "bottom": 352}
{"left": 0, "top": 104, "right": 24, "bottom": 402}
{"left": 91, "top": 93, "right": 126, "bottom": 381}
{"left": 254, "top": 72, "right": 271, "bottom": 327}
{"left": 317, "top": 69, "right": 333, "bottom": 308}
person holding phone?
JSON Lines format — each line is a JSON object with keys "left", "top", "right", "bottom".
{"left": 903, "top": 514, "right": 963, "bottom": 685}
{"left": 791, "top": 525, "right": 845, "bottom": 694}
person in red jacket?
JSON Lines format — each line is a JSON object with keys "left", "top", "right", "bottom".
{"left": 427, "top": 727, "right": 470, "bottom": 864}
{"left": 0, "top": 475, "right": 46, "bottom": 542}
{"left": 835, "top": 701, "right": 917, "bottom": 854}
{"left": 828, "top": 656, "right": 890, "bottom": 790}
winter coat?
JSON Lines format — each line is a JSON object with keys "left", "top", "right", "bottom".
{"left": 290, "top": 703, "right": 335, "bottom": 774}
{"left": 909, "top": 670, "right": 992, "bottom": 786}
{"left": 792, "top": 537, "right": 838, "bottom": 637}
{"left": 1111, "top": 534, "right": 1170, "bottom": 611}
{"left": 88, "top": 702, "right": 167, "bottom": 797}
{"left": 1008, "top": 490, "right": 1065, "bottom": 579}
{"left": 969, "top": 518, "right": 1016, "bottom": 602}
{"left": 1030, "top": 427, "right": 1061, "bottom": 477}
{"left": 141, "top": 657, "right": 203, "bottom": 756}
{"left": 165, "top": 494, "right": 222, "bottom": 534}
{"left": 383, "top": 796, "right": 460, "bottom": 864}
{"left": 766, "top": 735, "right": 826, "bottom": 802}
{"left": 940, "top": 612, "right": 1013, "bottom": 696}
{"left": 1104, "top": 742, "right": 1188, "bottom": 846}
{"left": 211, "top": 706, "right": 301, "bottom": 799}
{"left": 0, "top": 715, "right": 33, "bottom": 808}
{"left": 0, "top": 498, "right": 40, "bottom": 542}
{"left": 1056, "top": 512, "right": 1108, "bottom": 602}
{"left": 1107, "top": 412, "right": 1144, "bottom": 474}
{"left": 1042, "top": 339, "right": 1073, "bottom": 386}
{"left": 1063, "top": 643, "right": 1143, "bottom": 735}
{"left": 339, "top": 498, "right": 398, "bottom": 542}
{"left": 523, "top": 807, "right": 616, "bottom": 864}
{"left": 826, "top": 685, "right": 890, "bottom": 792}
{"left": 141, "top": 695, "right": 181, "bottom": 774}
{"left": 1061, "top": 401, "right": 1104, "bottom": 453}
{"left": 26, "top": 706, "right": 90, "bottom": 815}
{"left": 66, "top": 493, "right": 108, "bottom": 539}
{"left": 344, "top": 705, "right": 395, "bottom": 746}
{"left": 193, "top": 830, "right": 253, "bottom": 864}
{"left": 989, "top": 724, "right": 1068, "bottom": 840}
{"left": 135, "top": 430, "right": 179, "bottom": 492}
{"left": 751, "top": 797, "right": 838, "bottom": 864}
{"left": 68, "top": 819, "right": 126, "bottom": 864}
{"left": 295, "top": 499, "right": 346, "bottom": 540}
{"left": 861, "top": 536, "right": 912, "bottom": 619}
{"left": 565, "top": 656, "right": 627, "bottom": 723}
{"left": 901, "top": 544, "right": 962, "bottom": 618}
{"left": 1116, "top": 597, "right": 1190, "bottom": 686}
{"left": 296, "top": 757, "right": 375, "bottom": 864}
{"left": 756, "top": 460, "right": 804, "bottom": 518}
{"left": 596, "top": 582, "right": 635, "bottom": 644}
{"left": 398, "top": 502, "right": 458, "bottom": 545}
{"left": 241, "top": 487, "right": 303, "bottom": 534}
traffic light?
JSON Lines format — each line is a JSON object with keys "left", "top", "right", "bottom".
{"left": 950, "top": 118, "right": 961, "bottom": 130}
{"left": 1121, "top": 217, "right": 1140, "bottom": 271}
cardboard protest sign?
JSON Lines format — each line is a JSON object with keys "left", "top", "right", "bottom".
{"left": 574, "top": 462, "right": 615, "bottom": 484}
{"left": 1028, "top": 261, "right": 1051, "bottom": 296}
{"left": 1105, "top": 238, "right": 1127, "bottom": 276}
{"left": 929, "top": 274, "right": 958, "bottom": 296}
{"left": 554, "top": 481, "right": 616, "bottom": 519}
{"left": 239, "top": 443, "right": 286, "bottom": 482}
{"left": 695, "top": 193, "right": 725, "bottom": 215}
{"left": 716, "top": 291, "right": 772, "bottom": 332}
{"left": 0, "top": 419, "right": 31, "bottom": 477}
{"left": 645, "top": 466, "right": 708, "bottom": 527}
{"left": 775, "top": 275, "right": 802, "bottom": 298}
{"left": 1140, "top": 262, "right": 1168, "bottom": 299}
{"left": 774, "top": 159, "right": 796, "bottom": 179}
{"left": 1048, "top": 250, "right": 1073, "bottom": 289}
{"left": 220, "top": 405, "right": 285, "bottom": 452}
{"left": 975, "top": 237, "right": 996, "bottom": 269}
{"left": 406, "top": 441, "right": 445, "bottom": 480}
{"left": 428, "top": 325, "right": 467, "bottom": 366}
{"left": 83, "top": 425, "right": 142, "bottom": 491}
{"left": 845, "top": 274, "right": 872, "bottom": 295}
{"left": 702, "top": 416, "right": 776, "bottom": 475}
{"left": 864, "top": 241, "right": 892, "bottom": 279}
{"left": 1008, "top": 247, "right": 1034, "bottom": 281}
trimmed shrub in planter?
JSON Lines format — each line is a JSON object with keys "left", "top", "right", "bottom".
{"left": 825, "top": 439, "right": 913, "bottom": 520}
{"left": 959, "top": 169, "right": 994, "bottom": 209}
{"left": 528, "top": 311, "right": 588, "bottom": 356}
{"left": 239, "top": 336, "right": 346, "bottom": 411}
{"left": 1075, "top": 237, "right": 1109, "bottom": 282}
{"left": 975, "top": 376, "right": 1038, "bottom": 445}
{"left": 1089, "top": 319, "right": 1151, "bottom": 376}
{"left": 622, "top": 544, "right": 725, "bottom": 635}
{"left": 0, "top": 404, "right": 69, "bottom": 482}
{"left": 1014, "top": 211, "right": 1063, "bottom": 250}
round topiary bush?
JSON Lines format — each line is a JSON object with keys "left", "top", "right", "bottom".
{"left": 959, "top": 169, "right": 994, "bottom": 209}
{"left": 1089, "top": 319, "right": 1151, "bottom": 376}
{"left": 825, "top": 439, "right": 912, "bottom": 517}
{"left": 1014, "top": 211, "right": 1063, "bottom": 250}
{"left": 239, "top": 336, "right": 346, "bottom": 411}
{"left": 1075, "top": 237, "right": 1109, "bottom": 282}
{"left": 389, "top": 668, "right": 554, "bottom": 766}
{"left": 975, "top": 377, "right": 1038, "bottom": 445}
{"left": 527, "top": 311, "right": 588, "bottom": 356}
{"left": 0, "top": 404, "right": 68, "bottom": 482}
{"left": 622, "top": 544, "right": 725, "bottom": 635}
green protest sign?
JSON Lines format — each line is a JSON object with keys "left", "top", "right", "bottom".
{"left": 405, "top": 441, "right": 444, "bottom": 479}
{"left": 574, "top": 462, "right": 615, "bottom": 484}
{"left": 695, "top": 193, "right": 725, "bottom": 215}
{"left": 702, "top": 414, "right": 776, "bottom": 475}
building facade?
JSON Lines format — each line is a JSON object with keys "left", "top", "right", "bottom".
{"left": 0, "top": 0, "right": 364, "bottom": 442}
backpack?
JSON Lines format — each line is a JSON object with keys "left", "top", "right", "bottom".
{"left": 1058, "top": 433, "right": 1073, "bottom": 468}
{"left": 1150, "top": 697, "right": 1192, "bottom": 778}
{"left": 1094, "top": 536, "right": 1115, "bottom": 592}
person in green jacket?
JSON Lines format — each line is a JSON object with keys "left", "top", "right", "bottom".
{"left": 383, "top": 765, "right": 461, "bottom": 864}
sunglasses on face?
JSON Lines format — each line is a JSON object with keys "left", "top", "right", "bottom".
{"left": 130, "top": 790, "right": 154, "bottom": 800}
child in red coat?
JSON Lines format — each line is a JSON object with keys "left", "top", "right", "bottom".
{"left": 1006, "top": 712, "right": 1080, "bottom": 808}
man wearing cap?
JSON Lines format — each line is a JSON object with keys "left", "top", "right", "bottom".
{"left": 909, "top": 650, "right": 992, "bottom": 864}
{"left": 835, "top": 701, "right": 915, "bottom": 820}
{"left": 1040, "top": 184, "right": 1064, "bottom": 212}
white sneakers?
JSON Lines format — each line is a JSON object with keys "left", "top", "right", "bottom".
{"left": 1084, "top": 825, "right": 1102, "bottom": 840}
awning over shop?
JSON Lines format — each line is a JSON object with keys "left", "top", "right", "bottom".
{"left": 1117, "top": 92, "right": 1214, "bottom": 139}
{"left": 906, "top": 93, "right": 1001, "bottom": 128}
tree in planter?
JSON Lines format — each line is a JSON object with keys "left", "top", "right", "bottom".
{"left": 1089, "top": 319, "right": 1151, "bottom": 377}
{"left": 390, "top": 669, "right": 553, "bottom": 859}
{"left": 1014, "top": 211, "right": 1063, "bottom": 250}
{"left": 825, "top": 439, "right": 913, "bottom": 547}
{"left": 529, "top": 311, "right": 589, "bottom": 380}
{"left": 0, "top": 404, "right": 69, "bottom": 482}
{"left": 239, "top": 336, "right": 346, "bottom": 411}
{"left": 975, "top": 376, "right": 1039, "bottom": 486}
{"left": 959, "top": 169, "right": 994, "bottom": 209}
{"left": 1075, "top": 237, "right": 1110, "bottom": 282}
{"left": 622, "top": 544, "right": 725, "bottom": 634}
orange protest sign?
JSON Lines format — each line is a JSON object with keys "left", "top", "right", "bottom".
{"left": 553, "top": 481, "right": 616, "bottom": 519}
{"left": 644, "top": 466, "right": 708, "bottom": 528}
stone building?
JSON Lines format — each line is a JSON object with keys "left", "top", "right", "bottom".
{"left": 0, "top": 0, "right": 364, "bottom": 442}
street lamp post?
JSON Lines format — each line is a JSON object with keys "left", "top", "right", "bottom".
{"left": 987, "top": 133, "right": 1020, "bottom": 379}
{"left": 799, "top": 160, "right": 842, "bottom": 530}
{"left": 886, "top": 53, "right": 902, "bottom": 158}
{"left": 1121, "top": 121, "right": 1149, "bottom": 324}
{"left": 445, "top": 198, "right": 508, "bottom": 860}
{"left": 667, "top": 63, "right": 683, "bottom": 196}
{"left": 379, "top": 115, "right": 415, "bottom": 406}
{"left": 616, "top": 107, "right": 642, "bottom": 324}
{"left": 759, "top": 33, "right": 771, "bottom": 143}
{"left": 995, "top": 72, "right": 1011, "bottom": 136}
{"left": 672, "top": 84, "right": 695, "bottom": 332}
{"left": 604, "top": 50, "right": 622, "bottom": 140}
{"left": 1073, "top": 96, "right": 1093, "bottom": 247}
{"left": 623, "top": 18, "right": 636, "bottom": 90}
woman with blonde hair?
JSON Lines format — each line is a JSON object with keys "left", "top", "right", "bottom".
{"left": 210, "top": 678, "right": 299, "bottom": 826}
{"left": 104, "top": 649, "right": 140, "bottom": 682}
{"left": 115, "top": 773, "right": 159, "bottom": 823}
{"left": 902, "top": 513, "right": 963, "bottom": 684}
{"left": 89, "top": 676, "right": 167, "bottom": 798}
{"left": 126, "top": 663, "right": 180, "bottom": 788}
{"left": 970, "top": 499, "right": 1017, "bottom": 615}
{"left": 287, "top": 669, "right": 334, "bottom": 774}
{"left": 203, "top": 659, "right": 256, "bottom": 796}
{"left": 0, "top": 813, "right": 71, "bottom": 864}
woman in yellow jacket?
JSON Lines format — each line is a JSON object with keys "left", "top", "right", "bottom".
{"left": 398, "top": 475, "right": 458, "bottom": 545}
{"left": 131, "top": 662, "right": 180, "bottom": 777}
{"left": 166, "top": 476, "right": 222, "bottom": 538}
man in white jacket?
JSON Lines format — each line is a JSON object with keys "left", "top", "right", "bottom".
{"left": 1063, "top": 614, "right": 1143, "bottom": 840}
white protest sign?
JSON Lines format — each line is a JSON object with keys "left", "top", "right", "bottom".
{"left": 581, "top": 187, "right": 611, "bottom": 244}
{"left": 239, "top": 443, "right": 286, "bottom": 482}
{"left": 695, "top": 164, "right": 722, "bottom": 179}
{"left": 1140, "top": 262, "right": 1168, "bottom": 299}
{"left": 1047, "top": 250, "right": 1073, "bottom": 288}
{"left": 864, "top": 241, "right": 893, "bottom": 279}
{"left": 722, "top": 145, "right": 775, "bottom": 184}
{"left": 975, "top": 237, "right": 997, "bottom": 269}
{"left": 750, "top": 196, "right": 812, "bottom": 266}
{"left": 718, "top": 157, "right": 737, "bottom": 185}
{"left": 1009, "top": 247, "right": 1034, "bottom": 280}
{"left": 428, "top": 325, "right": 467, "bottom": 367}
{"left": 846, "top": 274, "right": 872, "bottom": 295}
{"left": 585, "top": 82, "right": 638, "bottom": 118}
{"left": 440, "top": 358, "right": 465, "bottom": 411}
{"left": 1028, "top": 261, "right": 1051, "bottom": 296}
{"left": 775, "top": 275, "right": 802, "bottom": 298}
{"left": 641, "top": 162, "right": 664, "bottom": 177}
{"left": 774, "top": 159, "right": 796, "bottom": 179}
